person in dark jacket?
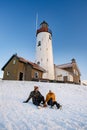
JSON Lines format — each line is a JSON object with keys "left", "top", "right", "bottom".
{"left": 23, "top": 86, "right": 46, "bottom": 107}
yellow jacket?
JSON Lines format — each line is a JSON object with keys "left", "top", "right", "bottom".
{"left": 46, "top": 92, "right": 56, "bottom": 102}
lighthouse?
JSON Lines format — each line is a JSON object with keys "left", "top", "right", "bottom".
{"left": 35, "top": 21, "right": 54, "bottom": 80}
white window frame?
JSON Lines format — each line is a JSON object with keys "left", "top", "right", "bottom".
{"left": 7, "top": 71, "right": 10, "bottom": 76}
{"left": 13, "top": 60, "right": 16, "bottom": 64}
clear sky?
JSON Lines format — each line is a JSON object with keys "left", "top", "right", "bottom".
{"left": 0, "top": 0, "right": 87, "bottom": 80}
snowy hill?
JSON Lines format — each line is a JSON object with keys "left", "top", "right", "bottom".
{"left": 81, "top": 80, "right": 87, "bottom": 86}
{"left": 0, "top": 80, "right": 87, "bottom": 130}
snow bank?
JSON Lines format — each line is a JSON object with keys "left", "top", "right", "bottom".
{"left": 0, "top": 80, "right": 87, "bottom": 130}
{"left": 81, "top": 80, "right": 87, "bottom": 86}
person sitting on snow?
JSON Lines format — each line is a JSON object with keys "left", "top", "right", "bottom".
{"left": 23, "top": 86, "right": 47, "bottom": 107}
{"left": 45, "top": 90, "right": 62, "bottom": 109}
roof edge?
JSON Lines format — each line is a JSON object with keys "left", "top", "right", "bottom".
{"left": 1, "top": 54, "right": 18, "bottom": 71}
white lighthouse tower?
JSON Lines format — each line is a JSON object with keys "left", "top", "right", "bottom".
{"left": 35, "top": 21, "right": 54, "bottom": 80}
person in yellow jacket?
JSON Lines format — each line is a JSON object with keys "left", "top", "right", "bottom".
{"left": 46, "top": 90, "right": 62, "bottom": 109}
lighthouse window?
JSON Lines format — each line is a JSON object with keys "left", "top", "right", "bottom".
{"left": 37, "top": 61, "right": 40, "bottom": 65}
{"left": 37, "top": 41, "right": 41, "bottom": 47}
{"left": 49, "top": 35, "right": 51, "bottom": 40}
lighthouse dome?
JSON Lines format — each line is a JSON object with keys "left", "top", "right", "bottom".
{"left": 36, "top": 21, "right": 52, "bottom": 36}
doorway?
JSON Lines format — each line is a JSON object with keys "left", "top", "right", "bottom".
{"left": 63, "top": 76, "right": 68, "bottom": 82}
{"left": 19, "top": 72, "right": 23, "bottom": 80}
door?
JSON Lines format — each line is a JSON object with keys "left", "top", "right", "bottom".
{"left": 63, "top": 76, "right": 68, "bottom": 82}
{"left": 19, "top": 72, "right": 23, "bottom": 80}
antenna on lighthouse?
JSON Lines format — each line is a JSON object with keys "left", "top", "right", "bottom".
{"left": 36, "top": 13, "right": 38, "bottom": 31}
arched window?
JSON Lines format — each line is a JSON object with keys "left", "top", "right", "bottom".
{"left": 37, "top": 41, "right": 41, "bottom": 46}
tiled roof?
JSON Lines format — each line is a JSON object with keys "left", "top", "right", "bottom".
{"left": 2, "top": 54, "right": 45, "bottom": 72}
{"left": 17, "top": 56, "right": 45, "bottom": 72}
{"left": 56, "top": 62, "right": 81, "bottom": 75}
{"left": 57, "top": 63, "right": 72, "bottom": 68}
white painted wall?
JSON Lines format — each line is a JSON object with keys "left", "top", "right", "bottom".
{"left": 36, "top": 32, "right": 54, "bottom": 80}
{"left": 54, "top": 67, "right": 73, "bottom": 82}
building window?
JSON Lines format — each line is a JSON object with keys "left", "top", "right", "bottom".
{"left": 73, "top": 69, "right": 78, "bottom": 76}
{"left": 57, "top": 75, "right": 62, "bottom": 81}
{"left": 74, "top": 69, "right": 75, "bottom": 74}
{"left": 13, "top": 60, "right": 16, "bottom": 64}
{"left": 7, "top": 71, "right": 10, "bottom": 76}
{"left": 34, "top": 72, "right": 39, "bottom": 78}
{"left": 37, "top": 41, "right": 41, "bottom": 47}
{"left": 76, "top": 70, "right": 78, "bottom": 76}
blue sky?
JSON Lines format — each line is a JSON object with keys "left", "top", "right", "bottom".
{"left": 0, "top": 0, "right": 87, "bottom": 80}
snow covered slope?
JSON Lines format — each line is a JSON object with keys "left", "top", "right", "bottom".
{"left": 81, "top": 80, "right": 87, "bottom": 86}
{"left": 0, "top": 80, "right": 87, "bottom": 130}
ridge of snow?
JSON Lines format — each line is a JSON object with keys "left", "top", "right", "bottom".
{"left": 0, "top": 80, "right": 87, "bottom": 130}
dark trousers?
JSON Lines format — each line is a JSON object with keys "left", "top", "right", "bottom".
{"left": 33, "top": 96, "right": 45, "bottom": 106}
{"left": 47, "top": 98, "right": 60, "bottom": 109}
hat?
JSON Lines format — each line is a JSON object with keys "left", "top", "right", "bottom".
{"left": 34, "top": 86, "right": 39, "bottom": 91}
{"left": 49, "top": 90, "right": 52, "bottom": 93}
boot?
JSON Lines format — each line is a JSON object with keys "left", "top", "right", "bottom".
{"left": 43, "top": 103, "right": 47, "bottom": 107}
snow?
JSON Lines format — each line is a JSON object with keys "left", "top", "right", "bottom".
{"left": 0, "top": 80, "right": 87, "bottom": 130}
{"left": 81, "top": 80, "right": 87, "bottom": 86}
